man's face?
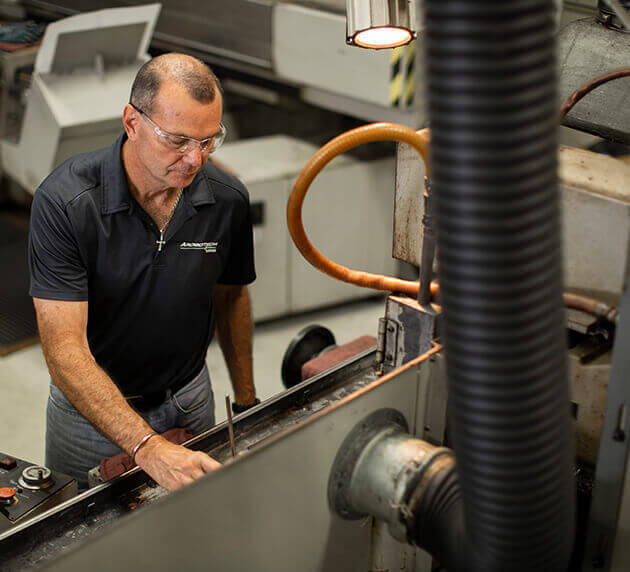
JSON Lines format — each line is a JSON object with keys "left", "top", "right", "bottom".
{"left": 134, "top": 81, "right": 223, "bottom": 190}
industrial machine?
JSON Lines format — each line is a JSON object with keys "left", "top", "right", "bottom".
{"left": 0, "top": 3, "right": 160, "bottom": 193}
{"left": 3, "top": 0, "right": 630, "bottom": 571}
{"left": 0, "top": 453, "right": 76, "bottom": 535}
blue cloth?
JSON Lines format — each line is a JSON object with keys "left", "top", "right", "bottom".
{"left": 45, "top": 364, "right": 215, "bottom": 491}
{"left": 0, "top": 21, "right": 45, "bottom": 44}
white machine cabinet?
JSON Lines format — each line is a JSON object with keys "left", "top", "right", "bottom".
{"left": 213, "top": 135, "right": 398, "bottom": 321}
{"left": 1, "top": 4, "right": 160, "bottom": 194}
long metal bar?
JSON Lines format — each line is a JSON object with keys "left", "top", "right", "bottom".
{"left": 225, "top": 395, "right": 236, "bottom": 458}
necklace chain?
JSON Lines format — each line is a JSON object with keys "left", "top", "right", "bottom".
{"left": 156, "top": 189, "right": 183, "bottom": 252}
{"left": 160, "top": 188, "right": 183, "bottom": 233}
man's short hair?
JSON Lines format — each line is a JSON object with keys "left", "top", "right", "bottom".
{"left": 129, "top": 53, "right": 221, "bottom": 115}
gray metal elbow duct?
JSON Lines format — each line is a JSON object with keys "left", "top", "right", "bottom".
{"left": 422, "top": 0, "right": 575, "bottom": 569}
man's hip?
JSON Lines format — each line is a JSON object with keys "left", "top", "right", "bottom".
{"left": 45, "top": 364, "right": 215, "bottom": 490}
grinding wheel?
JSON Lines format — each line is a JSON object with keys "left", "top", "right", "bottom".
{"left": 281, "top": 325, "right": 336, "bottom": 388}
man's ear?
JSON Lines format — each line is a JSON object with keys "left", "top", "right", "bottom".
{"left": 122, "top": 104, "right": 140, "bottom": 141}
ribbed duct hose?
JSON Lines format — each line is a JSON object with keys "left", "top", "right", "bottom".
{"left": 419, "top": 1, "right": 575, "bottom": 570}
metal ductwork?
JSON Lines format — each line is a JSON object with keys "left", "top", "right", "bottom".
{"left": 330, "top": 1, "right": 576, "bottom": 569}
{"left": 414, "top": 0, "right": 576, "bottom": 566}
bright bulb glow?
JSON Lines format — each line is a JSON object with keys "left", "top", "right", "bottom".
{"left": 353, "top": 27, "right": 412, "bottom": 49}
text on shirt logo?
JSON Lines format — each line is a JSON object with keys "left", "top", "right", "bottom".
{"left": 179, "top": 242, "right": 218, "bottom": 253}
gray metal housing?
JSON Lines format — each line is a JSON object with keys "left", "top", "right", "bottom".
{"left": 558, "top": 17, "right": 630, "bottom": 144}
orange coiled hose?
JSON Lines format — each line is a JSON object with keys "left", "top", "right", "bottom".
{"left": 287, "top": 122, "right": 436, "bottom": 298}
{"left": 287, "top": 122, "right": 619, "bottom": 323}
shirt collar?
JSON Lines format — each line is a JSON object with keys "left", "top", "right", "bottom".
{"left": 101, "top": 133, "right": 216, "bottom": 215}
{"left": 187, "top": 167, "right": 216, "bottom": 208}
{"left": 101, "top": 133, "right": 132, "bottom": 215}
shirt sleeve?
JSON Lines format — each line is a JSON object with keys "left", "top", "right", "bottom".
{"left": 29, "top": 189, "right": 89, "bottom": 301}
{"left": 218, "top": 187, "right": 256, "bottom": 286}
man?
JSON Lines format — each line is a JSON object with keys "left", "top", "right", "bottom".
{"left": 28, "top": 53, "right": 258, "bottom": 491}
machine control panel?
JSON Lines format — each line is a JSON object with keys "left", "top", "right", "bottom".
{"left": 0, "top": 453, "right": 77, "bottom": 535}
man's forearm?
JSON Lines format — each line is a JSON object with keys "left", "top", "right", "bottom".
{"left": 44, "top": 341, "right": 153, "bottom": 455}
{"left": 44, "top": 338, "right": 222, "bottom": 491}
{"left": 215, "top": 285, "right": 256, "bottom": 404}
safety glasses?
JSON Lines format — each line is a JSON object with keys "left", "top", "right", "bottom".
{"left": 130, "top": 103, "right": 226, "bottom": 155}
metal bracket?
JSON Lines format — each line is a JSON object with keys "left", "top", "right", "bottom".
{"left": 376, "top": 316, "right": 400, "bottom": 370}
{"left": 384, "top": 319, "right": 400, "bottom": 369}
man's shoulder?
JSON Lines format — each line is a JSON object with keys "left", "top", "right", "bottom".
{"left": 37, "top": 145, "right": 111, "bottom": 208}
{"left": 203, "top": 161, "right": 249, "bottom": 204}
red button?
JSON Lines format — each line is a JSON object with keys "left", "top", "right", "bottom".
{"left": 0, "top": 487, "right": 16, "bottom": 499}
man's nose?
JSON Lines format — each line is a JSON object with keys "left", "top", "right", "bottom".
{"left": 182, "top": 144, "right": 203, "bottom": 167}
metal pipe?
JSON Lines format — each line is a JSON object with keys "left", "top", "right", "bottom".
{"left": 328, "top": 409, "right": 454, "bottom": 543}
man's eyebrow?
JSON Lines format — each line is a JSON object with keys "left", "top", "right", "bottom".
{"left": 200, "top": 127, "right": 222, "bottom": 141}
{"left": 171, "top": 127, "right": 221, "bottom": 141}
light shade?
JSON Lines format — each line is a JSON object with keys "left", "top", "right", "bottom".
{"left": 346, "top": 0, "right": 416, "bottom": 49}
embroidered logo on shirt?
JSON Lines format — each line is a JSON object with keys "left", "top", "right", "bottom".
{"left": 179, "top": 241, "right": 218, "bottom": 253}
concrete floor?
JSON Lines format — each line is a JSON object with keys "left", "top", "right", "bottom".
{"left": 0, "top": 296, "right": 385, "bottom": 466}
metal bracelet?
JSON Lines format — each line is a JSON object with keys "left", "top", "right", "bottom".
{"left": 131, "top": 431, "right": 158, "bottom": 465}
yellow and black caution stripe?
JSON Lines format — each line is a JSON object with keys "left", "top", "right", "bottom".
{"left": 389, "top": 46, "right": 405, "bottom": 107}
{"left": 404, "top": 40, "right": 416, "bottom": 107}
{"left": 389, "top": 40, "right": 417, "bottom": 109}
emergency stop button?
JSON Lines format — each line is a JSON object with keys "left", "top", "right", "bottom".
{"left": 0, "top": 487, "right": 16, "bottom": 505}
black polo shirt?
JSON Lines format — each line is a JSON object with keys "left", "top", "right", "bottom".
{"left": 29, "top": 134, "right": 256, "bottom": 396}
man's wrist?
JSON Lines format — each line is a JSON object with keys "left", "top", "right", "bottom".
{"left": 232, "top": 398, "right": 260, "bottom": 414}
{"left": 131, "top": 431, "right": 158, "bottom": 464}
{"left": 133, "top": 433, "right": 163, "bottom": 464}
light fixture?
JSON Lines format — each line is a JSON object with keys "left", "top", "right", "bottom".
{"left": 346, "top": 0, "right": 416, "bottom": 49}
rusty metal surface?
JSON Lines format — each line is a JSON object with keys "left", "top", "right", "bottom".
{"left": 558, "top": 146, "right": 630, "bottom": 205}
{"left": 393, "top": 141, "right": 426, "bottom": 266}
{"left": 396, "top": 143, "right": 630, "bottom": 299}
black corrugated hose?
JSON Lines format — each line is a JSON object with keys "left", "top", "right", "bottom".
{"left": 412, "top": 1, "right": 576, "bottom": 570}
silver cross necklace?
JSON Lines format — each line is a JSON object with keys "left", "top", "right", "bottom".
{"left": 156, "top": 189, "right": 183, "bottom": 252}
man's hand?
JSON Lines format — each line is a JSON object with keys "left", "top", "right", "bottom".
{"left": 134, "top": 435, "right": 221, "bottom": 491}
